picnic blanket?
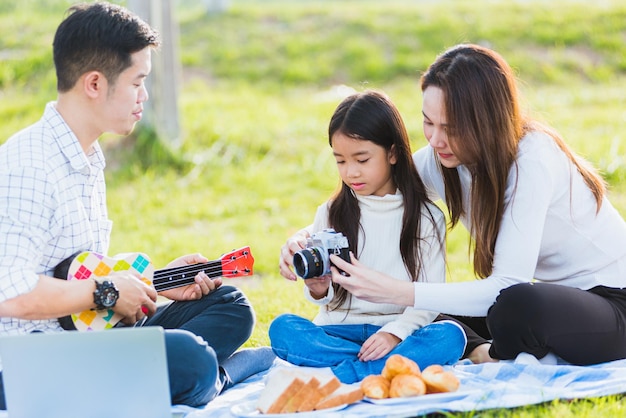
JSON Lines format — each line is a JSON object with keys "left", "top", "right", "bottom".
{"left": 173, "top": 353, "right": 626, "bottom": 418}
{"left": 1, "top": 353, "right": 623, "bottom": 417}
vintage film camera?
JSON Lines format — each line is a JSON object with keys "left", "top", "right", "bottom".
{"left": 292, "top": 228, "right": 350, "bottom": 279}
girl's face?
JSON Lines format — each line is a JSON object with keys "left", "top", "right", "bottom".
{"left": 422, "top": 86, "right": 462, "bottom": 168}
{"left": 331, "top": 132, "right": 397, "bottom": 197}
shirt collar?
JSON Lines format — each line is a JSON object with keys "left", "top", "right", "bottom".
{"left": 44, "top": 102, "right": 106, "bottom": 174}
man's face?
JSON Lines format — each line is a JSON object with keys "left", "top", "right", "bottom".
{"left": 100, "top": 47, "right": 151, "bottom": 136}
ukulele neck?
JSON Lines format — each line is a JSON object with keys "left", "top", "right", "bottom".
{"left": 152, "top": 261, "right": 222, "bottom": 292}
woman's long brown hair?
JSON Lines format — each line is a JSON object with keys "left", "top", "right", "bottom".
{"left": 420, "top": 44, "right": 605, "bottom": 278}
{"left": 326, "top": 90, "right": 444, "bottom": 309}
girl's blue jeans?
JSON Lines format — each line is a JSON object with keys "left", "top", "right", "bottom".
{"left": 269, "top": 313, "right": 466, "bottom": 383}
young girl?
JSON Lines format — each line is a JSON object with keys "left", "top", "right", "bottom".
{"left": 270, "top": 90, "right": 466, "bottom": 384}
{"left": 320, "top": 44, "right": 626, "bottom": 366}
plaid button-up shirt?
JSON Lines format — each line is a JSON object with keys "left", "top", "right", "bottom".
{"left": 0, "top": 102, "right": 111, "bottom": 335}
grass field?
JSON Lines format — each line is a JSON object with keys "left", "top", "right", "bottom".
{"left": 1, "top": 0, "right": 626, "bottom": 416}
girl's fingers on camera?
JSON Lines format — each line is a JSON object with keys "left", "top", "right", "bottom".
{"left": 279, "top": 258, "right": 297, "bottom": 281}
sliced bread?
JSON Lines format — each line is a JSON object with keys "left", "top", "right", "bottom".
{"left": 297, "top": 374, "right": 342, "bottom": 412}
{"left": 256, "top": 368, "right": 306, "bottom": 414}
{"left": 314, "top": 382, "right": 364, "bottom": 410}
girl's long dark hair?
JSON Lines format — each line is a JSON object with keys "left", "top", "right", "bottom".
{"left": 326, "top": 90, "right": 443, "bottom": 309}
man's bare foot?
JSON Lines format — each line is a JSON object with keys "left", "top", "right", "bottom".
{"left": 468, "top": 343, "right": 499, "bottom": 364}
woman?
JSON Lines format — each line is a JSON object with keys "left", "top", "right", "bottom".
{"left": 280, "top": 44, "right": 626, "bottom": 365}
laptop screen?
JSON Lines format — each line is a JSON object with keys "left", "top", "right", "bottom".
{"left": 0, "top": 327, "right": 172, "bottom": 418}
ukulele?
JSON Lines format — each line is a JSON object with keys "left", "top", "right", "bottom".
{"left": 53, "top": 247, "right": 254, "bottom": 331}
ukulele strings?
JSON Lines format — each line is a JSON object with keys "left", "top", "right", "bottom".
{"left": 153, "top": 253, "right": 252, "bottom": 290}
{"left": 155, "top": 271, "right": 244, "bottom": 291}
{"left": 154, "top": 261, "right": 223, "bottom": 280}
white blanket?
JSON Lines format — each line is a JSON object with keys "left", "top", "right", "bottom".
{"left": 174, "top": 354, "right": 626, "bottom": 418}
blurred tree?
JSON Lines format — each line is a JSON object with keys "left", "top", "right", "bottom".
{"left": 127, "top": 0, "right": 182, "bottom": 149}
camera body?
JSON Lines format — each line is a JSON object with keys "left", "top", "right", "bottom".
{"left": 293, "top": 228, "right": 351, "bottom": 279}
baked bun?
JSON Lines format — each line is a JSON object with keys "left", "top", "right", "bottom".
{"left": 360, "top": 374, "right": 390, "bottom": 399}
{"left": 389, "top": 374, "right": 426, "bottom": 398}
{"left": 421, "top": 364, "right": 460, "bottom": 393}
{"left": 381, "top": 354, "right": 421, "bottom": 380}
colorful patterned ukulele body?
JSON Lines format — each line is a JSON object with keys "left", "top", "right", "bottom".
{"left": 56, "top": 247, "right": 254, "bottom": 331}
{"left": 67, "top": 252, "right": 154, "bottom": 331}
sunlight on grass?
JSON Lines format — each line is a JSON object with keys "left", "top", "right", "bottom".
{"left": 2, "top": 1, "right": 626, "bottom": 416}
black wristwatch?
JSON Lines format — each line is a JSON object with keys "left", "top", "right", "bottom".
{"left": 93, "top": 279, "right": 119, "bottom": 310}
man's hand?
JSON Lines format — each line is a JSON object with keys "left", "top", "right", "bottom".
{"left": 109, "top": 271, "right": 158, "bottom": 325}
{"left": 157, "top": 253, "right": 221, "bottom": 301}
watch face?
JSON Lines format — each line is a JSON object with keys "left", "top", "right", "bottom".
{"left": 102, "top": 288, "right": 118, "bottom": 307}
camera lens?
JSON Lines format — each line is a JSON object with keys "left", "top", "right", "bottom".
{"left": 293, "top": 247, "right": 325, "bottom": 279}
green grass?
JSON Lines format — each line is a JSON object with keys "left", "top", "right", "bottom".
{"left": 2, "top": 0, "right": 626, "bottom": 416}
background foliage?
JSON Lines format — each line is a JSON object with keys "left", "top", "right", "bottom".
{"left": 1, "top": 0, "right": 625, "bottom": 416}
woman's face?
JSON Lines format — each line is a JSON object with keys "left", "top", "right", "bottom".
{"left": 422, "top": 86, "right": 462, "bottom": 168}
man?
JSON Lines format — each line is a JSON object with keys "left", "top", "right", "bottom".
{"left": 0, "top": 2, "right": 273, "bottom": 409}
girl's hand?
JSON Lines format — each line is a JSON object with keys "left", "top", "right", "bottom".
{"left": 279, "top": 229, "right": 310, "bottom": 281}
{"left": 304, "top": 274, "right": 331, "bottom": 299}
{"left": 358, "top": 332, "right": 401, "bottom": 361}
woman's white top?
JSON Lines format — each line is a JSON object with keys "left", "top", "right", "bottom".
{"left": 305, "top": 191, "right": 446, "bottom": 340}
{"left": 412, "top": 130, "right": 626, "bottom": 316}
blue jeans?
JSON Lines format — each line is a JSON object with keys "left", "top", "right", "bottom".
{"left": 269, "top": 313, "right": 466, "bottom": 383}
{"left": 142, "top": 285, "right": 255, "bottom": 406}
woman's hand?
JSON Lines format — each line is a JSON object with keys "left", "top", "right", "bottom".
{"left": 279, "top": 229, "right": 310, "bottom": 281}
{"left": 330, "top": 253, "right": 415, "bottom": 306}
{"left": 157, "top": 253, "right": 222, "bottom": 301}
{"left": 359, "top": 332, "right": 401, "bottom": 361}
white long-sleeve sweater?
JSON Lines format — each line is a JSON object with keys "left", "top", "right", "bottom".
{"left": 304, "top": 191, "right": 446, "bottom": 341}
{"left": 412, "top": 131, "right": 626, "bottom": 317}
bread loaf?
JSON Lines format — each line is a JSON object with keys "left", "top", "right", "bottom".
{"left": 389, "top": 374, "right": 426, "bottom": 397}
{"left": 256, "top": 368, "right": 306, "bottom": 414}
{"left": 280, "top": 376, "right": 320, "bottom": 413}
{"left": 297, "top": 374, "right": 341, "bottom": 412}
{"left": 360, "top": 374, "right": 390, "bottom": 399}
{"left": 361, "top": 355, "right": 460, "bottom": 400}
{"left": 256, "top": 368, "right": 362, "bottom": 414}
{"left": 314, "top": 383, "right": 364, "bottom": 410}
{"left": 421, "top": 364, "right": 460, "bottom": 394}
{"left": 381, "top": 354, "right": 421, "bottom": 380}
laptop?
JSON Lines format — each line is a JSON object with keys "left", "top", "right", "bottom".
{"left": 0, "top": 327, "right": 173, "bottom": 418}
